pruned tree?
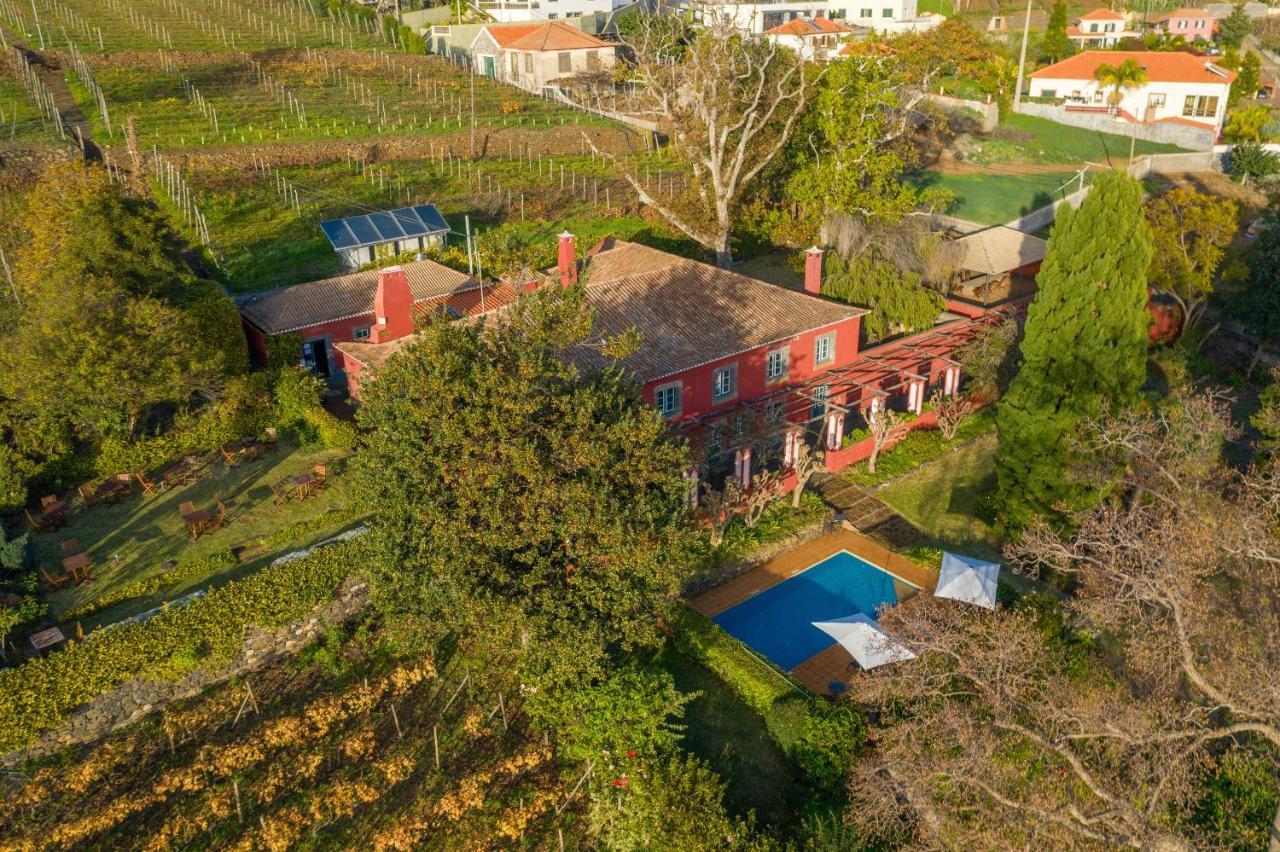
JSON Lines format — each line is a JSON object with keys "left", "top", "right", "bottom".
{"left": 701, "top": 477, "right": 743, "bottom": 548}
{"left": 847, "top": 393, "right": 1280, "bottom": 849}
{"left": 591, "top": 12, "right": 816, "bottom": 266}
{"left": 929, "top": 389, "right": 969, "bottom": 440}
{"left": 740, "top": 470, "right": 783, "bottom": 529}
{"left": 790, "top": 435, "right": 826, "bottom": 508}
{"left": 867, "top": 407, "right": 908, "bottom": 474}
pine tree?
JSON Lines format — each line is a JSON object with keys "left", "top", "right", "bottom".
{"left": 1218, "top": 3, "right": 1251, "bottom": 49}
{"left": 1040, "top": 0, "right": 1075, "bottom": 63}
{"left": 994, "top": 171, "right": 1153, "bottom": 529}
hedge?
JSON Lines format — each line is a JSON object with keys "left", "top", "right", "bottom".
{"left": 0, "top": 537, "right": 369, "bottom": 754}
{"left": 670, "top": 607, "right": 865, "bottom": 790}
{"left": 60, "top": 550, "right": 239, "bottom": 624}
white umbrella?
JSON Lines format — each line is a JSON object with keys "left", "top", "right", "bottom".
{"left": 813, "top": 613, "right": 916, "bottom": 670}
{"left": 935, "top": 552, "right": 1000, "bottom": 609}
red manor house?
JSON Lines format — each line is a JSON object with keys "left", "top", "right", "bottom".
{"left": 239, "top": 233, "right": 1027, "bottom": 490}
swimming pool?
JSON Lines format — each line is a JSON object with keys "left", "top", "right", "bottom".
{"left": 713, "top": 550, "right": 916, "bottom": 670}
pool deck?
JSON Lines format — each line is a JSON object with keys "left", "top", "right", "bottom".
{"left": 687, "top": 526, "right": 937, "bottom": 696}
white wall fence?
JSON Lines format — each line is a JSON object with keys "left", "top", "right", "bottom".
{"left": 1013, "top": 101, "right": 1217, "bottom": 151}
{"left": 926, "top": 92, "right": 999, "bottom": 133}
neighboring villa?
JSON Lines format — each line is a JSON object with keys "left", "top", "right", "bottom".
{"left": 239, "top": 260, "right": 516, "bottom": 380}
{"left": 694, "top": 0, "right": 940, "bottom": 34}
{"left": 1066, "top": 8, "right": 1139, "bottom": 48}
{"left": 1149, "top": 7, "right": 1216, "bottom": 42}
{"left": 1028, "top": 50, "right": 1236, "bottom": 134}
{"left": 761, "top": 16, "right": 853, "bottom": 61}
{"left": 320, "top": 204, "right": 450, "bottom": 269}
{"left": 469, "top": 21, "right": 616, "bottom": 92}
{"left": 472, "top": 0, "right": 626, "bottom": 23}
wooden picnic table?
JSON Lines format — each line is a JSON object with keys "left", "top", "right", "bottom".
{"left": 41, "top": 500, "right": 68, "bottom": 527}
{"left": 29, "top": 626, "right": 65, "bottom": 652}
{"left": 290, "top": 474, "right": 320, "bottom": 500}
{"left": 61, "top": 552, "right": 93, "bottom": 585}
{"left": 182, "top": 509, "right": 212, "bottom": 540}
{"left": 96, "top": 478, "right": 132, "bottom": 503}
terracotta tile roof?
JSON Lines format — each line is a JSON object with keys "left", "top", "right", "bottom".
{"left": 239, "top": 259, "right": 482, "bottom": 335}
{"left": 1030, "top": 50, "right": 1235, "bottom": 84}
{"left": 1079, "top": 7, "right": 1127, "bottom": 20}
{"left": 1156, "top": 6, "right": 1213, "bottom": 19}
{"left": 953, "top": 226, "right": 1047, "bottom": 276}
{"left": 763, "top": 16, "right": 852, "bottom": 36}
{"left": 481, "top": 21, "right": 612, "bottom": 51}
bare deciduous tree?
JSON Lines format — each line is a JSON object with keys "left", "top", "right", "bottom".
{"left": 929, "top": 389, "right": 969, "bottom": 441}
{"left": 846, "top": 393, "right": 1280, "bottom": 850}
{"left": 740, "top": 470, "right": 783, "bottom": 529}
{"left": 867, "top": 407, "right": 908, "bottom": 474}
{"left": 700, "top": 477, "right": 742, "bottom": 548}
{"left": 586, "top": 12, "right": 816, "bottom": 266}
{"left": 790, "top": 435, "right": 826, "bottom": 509}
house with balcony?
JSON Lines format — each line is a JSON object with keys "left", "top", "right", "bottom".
{"left": 1065, "top": 8, "right": 1138, "bottom": 47}
{"left": 470, "top": 21, "right": 616, "bottom": 91}
{"left": 761, "top": 16, "right": 852, "bottom": 60}
{"left": 1149, "top": 7, "right": 1216, "bottom": 42}
{"left": 1028, "top": 50, "right": 1235, "bottom": 135}
{"left": 692, "top": 0, "right": 939, "bottom": 34}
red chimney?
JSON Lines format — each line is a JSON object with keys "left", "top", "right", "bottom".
{"left": 558, "top": 231, "right": 577, "bottom": 287}
{"left": 371, "top": 266, "right": 415, "bottom": 343}
{"left": 804, "top": 246, "right": 824, "bottom": 296}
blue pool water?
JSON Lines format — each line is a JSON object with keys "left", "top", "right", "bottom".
{"left": 713, "top": 551, "right": 909, "bottom": 670}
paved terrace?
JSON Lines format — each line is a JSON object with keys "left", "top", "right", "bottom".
{"left": 687, "top": 528, "right": 937, "bottom": 696}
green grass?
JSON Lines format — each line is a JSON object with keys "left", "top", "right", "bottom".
{"left": 877, "top": 432, "right": 1002, "bottom": 562}
{"left": 907, "top": 170, "right": 1085, "bottom": 225}
{"left": 965, "top": 114, "right": 1189, "bottom": 167}
{"left": 0, "top": 76, "right": 55, "bottom": 147}
{"left": 29, "top": 440, "right": 357, "bottom": 628}
{"left": 661, "top": 650, "right": 806, "bottom": 831}
{"left": 917, "top": 0, "right": 954, "bottom": 14}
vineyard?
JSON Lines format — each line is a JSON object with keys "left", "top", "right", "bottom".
{"left": 0, "top": 0, "right": 690, "bottom": 293}
{"left": 0, "top": 632, "right": 584, "bottom": 849}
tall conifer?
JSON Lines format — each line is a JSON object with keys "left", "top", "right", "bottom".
{"left": 994, "top": 170, "right": 1152, "bottom": 529}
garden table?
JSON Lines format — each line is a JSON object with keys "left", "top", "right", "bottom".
{"left": 291, "top": 474, "right": 320, "bottom": 500}
{"left": 41, "top": 500, "right": 68, "bottom": 528}
{"left": 61, "top": 552, "right": 93, "bottom": 585}
{"left": 182, "top": 509, "right": 212, "bottom": 541}
{"left": 29, "top": 626, "right": 65, "bottom": 652}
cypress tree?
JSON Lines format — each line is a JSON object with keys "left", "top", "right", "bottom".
{"left": 1041, "top": 0, "right": 1075, "bottom": 63}
{"left": 994, "top": 171, "right": 1153, "bottom": 530}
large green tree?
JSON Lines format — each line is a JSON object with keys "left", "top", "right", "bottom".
{"left": 820, "top": 249, "right": 945, "bottom": 342}
{"left": 994, "top": 171, "right": 1152, "bottom": 529}
{"left": 1143, "top": 185, "right": 1238, "bottom": 336}
{"left": 1218, "top": 3, "right": 1252, "bottom": 49}
{"left": 1040, "top": 0, "right": 1075, "bottom": 63}
{"left": 352, "top": 284, "right": 695, "bottom": 687}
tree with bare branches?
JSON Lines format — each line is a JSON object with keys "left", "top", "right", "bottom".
{"left": 845, "top": 393, "right": 1280, "bottom": 849}
{"left": 929, "top": 389, "right": 969, "bottom": 440}
{"left": 790, "top": 435, "right": 826, "bottom": 508}
{"left": 589, "top": 12, "right": 816, "bottom": 266}
{"left": 740, "top": 470, "right": 783, "bottom": 529}
{"left": 700, "top": 477, "right": 743, "bottom": 548}
{"left": 867, "top": 407, "right": 908, "bottom": 474}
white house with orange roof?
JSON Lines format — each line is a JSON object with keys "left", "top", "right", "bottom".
{"left": 1066, "top": 8, "right": 1139, "bottom": 47}
{"left": 1028, "top": 50, "right": 1236, "bottom": 134}
{"left": 761, "top": 16, "right": 852, "bottom": 60}
{"left": 469, "top": 21, "right": 616, "bottom": 91}
{"left": 694, "top": 0, "right": 939, "bottom": 35}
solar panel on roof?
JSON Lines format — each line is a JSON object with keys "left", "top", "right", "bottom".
{"left": 412, "top": 204, "right": 449, "bottom": 233}
{"left": 369, "top": 212, "right": 409, "bottom": 242}
{"left": 320, "top": 219, "right": 359, "bottom": 250}
{"left": 346, "top": 216, "right": 381, "bottom": 246}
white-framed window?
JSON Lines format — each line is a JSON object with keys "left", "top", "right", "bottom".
{"left": 1147, "top": 93, "right": 1166, "bottom": 107}
{"left": 882, "top": 7, "right": 892, "bottom": 16}
{"left": 810, "top": 384, "right": 830, "bottom": 419}
{"left": 859, "top": 8, "right": 872, "bottom": 17}
{"left": 766, "top": 346, "right": 789, "bottom": 382}
{"left": 510, "top": 53, "right": 519, "bottom": 76}
{"left": 524, "top": 53, "right": 532, "bottom": 73}
{"left": 712, "top": 364, "right": 738, "bottom": 402}
{"left": 1183, "top": 94, "right": 1219, "bottom": 117}
{"left": 557, "top": 52, "right": 571, "bottom": 73}
{"left": 655, "top": 382, "right": 682, "bottom": 418}
{"left": 352, "top": 326, "right": 372, "bottom": 341}
{"left": 765, "top": 399, "right": 785, "bottom": 426}
{"left": 706, "top": 422, "right": 723, "bottom": 458}
{"left": 814, "top": 332, "right": 835, "bottom": 366}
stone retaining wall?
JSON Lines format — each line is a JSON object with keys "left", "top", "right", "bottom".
{"left": 1013, "top": 102, "right": 1216, "bottom": 150}
{"left": 683, "top": 517, "right": 838, "bottom": 598}
{"left": 1, "top": 576, "right": 370, "bottom": 767}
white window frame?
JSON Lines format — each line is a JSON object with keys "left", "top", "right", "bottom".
{"left": 712, "top": 364, "right": 738, "bottom": 402}
{"left": 765, "top": 346, "right": 789, "bottom": 382}
{"left": 655, "top": 382, "right": 682, "bottom": 419}
{"left": 352, "top": 326, "right": 372, "bottom": 341}
{"left": 814, "top": 332, "right": 836, "bottom": 366}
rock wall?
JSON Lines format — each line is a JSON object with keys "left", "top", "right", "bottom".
{"left": 1, "top": 576, "right": 370, "bottom": 768}
{"left": 1013, "top": 102, "right": 1216, "bottom": 150}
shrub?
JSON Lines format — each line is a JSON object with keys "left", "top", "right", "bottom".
{"left": 273, "top": 368, "right": 356, "bottom": 450}
{"left": 1229, "top": 141, "right": 1280, "bottom": 184}
{"left": 60, "top": 550, "right": 239, "bottom": 624}
{"left": 0, "top": 537, "right": 367, "bottom": 753}
{"left": 0, "top": 446, "right": 27, "bottom": 514}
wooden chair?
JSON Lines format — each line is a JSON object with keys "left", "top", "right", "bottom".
{"left": 270, "top": 482, "right": 290, "bottom": 506}
{"left": 220, "top": 444, "right": 240, "bottom": 465}
{"left": 40, "top": 495, "right": 58, "bottom": 508}
{"left": 114, "top": 472, "right": 134, "bottom": 495}
{"left": 78, "top": 484, "right": 100, "bottom": 509}
{"left": 208, "top": 502, "right": 227, "bottom": 532}
{"left": 178, "top": 500, "right": 196, "bottom": 516}
{"left": 136, "top": 471, "right": 158, "bottom": 494}
{"left": 263, "top": 427, "right": 279, "bottom": 451}
{"left": 25, "top": 509, "right": 52, "bottom": 533}
{"left": 313, "top": 465, "right": 328, "bottom": 487}
{"left": 59, "top": 539, "right": 83, "bottom": 557}
{"left": 41, "top": 566, "right": 71, "bottom": 590}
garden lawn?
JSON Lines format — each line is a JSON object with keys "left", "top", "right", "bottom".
{"left": 30, "top": 440, "right": 359, "bottom": 628}
{"left": 906, "top": 170, "right": 1082, "bottom": 226}
{"left": 965, "top": 114, "right": 1189, "bottom": 167}
{"left": 876, "top": 432, "right": 1002, "bottom": 562}
{"left": 841, "top": 406, "right": 997, "bottom": 490}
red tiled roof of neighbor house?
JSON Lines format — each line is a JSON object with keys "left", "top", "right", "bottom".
{"left": 1029, "top": 50, "right": 1236, "bottom": 84}
{"left": 763, "top": 17, "right": 852, "bottom": 36}
{"left": 482, "top": 21, "right": 612, "bottom": 51}
{"left": 239, "top": 259, "right": 482, "bottom": 335}
{"left": 1078, "top": 7, "right": 1127, "bottom": 20}
{"left": 1155, "top": 6, "right": 1213, "bottom": 20}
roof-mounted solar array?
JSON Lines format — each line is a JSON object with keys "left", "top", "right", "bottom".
{"left": 320, "top": 204, "right": 451, "bottom": 251}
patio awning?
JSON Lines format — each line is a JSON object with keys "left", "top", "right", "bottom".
{"left": 935, "top": 551, "right": 1000, "bottom": 609}
{"left": 813, "top": 613, "right": 916, "bottom": 670}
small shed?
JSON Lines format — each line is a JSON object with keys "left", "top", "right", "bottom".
{"left": 948, "top": 225, "right": 1046, "bottom": 309}
{"left": 320, "top": 204, "right": 450, "bottom": 268}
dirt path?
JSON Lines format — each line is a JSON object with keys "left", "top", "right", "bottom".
{"left": 0, "top": 24, "right": 97, "bottom": 160}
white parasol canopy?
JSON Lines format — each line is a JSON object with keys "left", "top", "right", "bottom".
{"left": 813, "top": 613, "right": 916, "bottom": 670}
{"left": 935, "top": 551, "right": 1000, "bottom": 609}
